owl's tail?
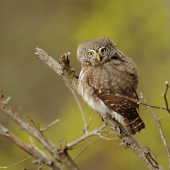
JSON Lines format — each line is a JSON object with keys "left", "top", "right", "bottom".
{"left": 123, "top": 114, "right": 145, "bottom": 135}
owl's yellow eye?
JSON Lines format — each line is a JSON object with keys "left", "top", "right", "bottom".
{"left": 101, "top": 48, "right": 106, "bottom": 53}
{"left": 88, "top": 52, "right": 94, "bottom": 56}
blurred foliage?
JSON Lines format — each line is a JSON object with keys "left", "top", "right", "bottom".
{"left": 0, "top": 0, "right": 170, "bottom": 169}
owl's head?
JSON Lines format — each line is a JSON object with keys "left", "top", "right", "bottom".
{"left": 77, "top": 36, "right": 117, "bottom": 66}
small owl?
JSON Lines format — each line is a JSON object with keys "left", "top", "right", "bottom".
{"left": 77, "top": 36, "right": 145, "bottom": 135}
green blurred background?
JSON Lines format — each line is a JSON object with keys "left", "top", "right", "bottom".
{"left": 0, "top": 0, "right": 170, "bottom": 169}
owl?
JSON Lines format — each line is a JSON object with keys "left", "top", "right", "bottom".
{"left": 77, "top": 36, "right": 145, "bottom": 135}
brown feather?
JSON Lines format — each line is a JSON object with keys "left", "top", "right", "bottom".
{"left": 88, "top": 52, "right": 145, "bottom": 134}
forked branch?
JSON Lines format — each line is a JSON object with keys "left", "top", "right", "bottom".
{"left": 35, "top": 47, "right": 164, "bottom": 170}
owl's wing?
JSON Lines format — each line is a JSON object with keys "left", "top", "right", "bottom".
{"left": 89, "top": 60, "right": 145, "bottom": 134}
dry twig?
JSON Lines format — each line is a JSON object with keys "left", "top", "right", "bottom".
{"left": 0, "top": 99, "right": 80, "bottom": 170}
{"left": 40, "top": 119, "right": 59, "bottom": 132}
{"left": 66, "top": 83, "right": 88, "bottom": 134}
{"left": 29, "top": 137, "right": 46, "bottom": 157}
{"left": 140, "top": 83, "right": 170, "bottom": 170}
{"left": 0, "top": 156, "right": 32, "bottom": 169}
{"left": 67, "top": 124, "right": 116, "bottom": 149}
{"left": 162, "top": 81, "right": 170, "bottom": 114}
{"left": 0, "top": 124, "right": 61, "bottom": 170}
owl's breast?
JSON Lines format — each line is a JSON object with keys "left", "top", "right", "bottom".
{"left": 78, "top": 67, "right": 111, "bottom": 116}
{"left": 78, "top": 66, "right": 124, "bottom": 124}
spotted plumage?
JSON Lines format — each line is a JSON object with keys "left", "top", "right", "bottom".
{"left": 77, "top": 36, "right": 145, "bottom": 134}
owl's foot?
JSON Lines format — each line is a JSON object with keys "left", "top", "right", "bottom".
{"left": 59, "top": 52, "right": 70, "bottom": 67}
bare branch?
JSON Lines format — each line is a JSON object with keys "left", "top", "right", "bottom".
{"left": 73, "top": 138, "right": 101, "bottom": 161}
{"left": 66, "top": 83, "right": 88, "bottom": 134}
{"left": 73, "top": 133, "right": 117, "bottom": 161}
{"left": 116, "top": 93, "right": 167, "bottom": 110}
{"left": 0, "top": 156, "right": 32, "bottom": 169}
{"left": 86, "top": 112, "right": 95, "bottom": 129}
{"left": 29, "top": 136, "right": 46, "bottom": 157}
{"left": 0, "top": 100, "right": 80, "bottom": 170}
{"left": 40, "top": 119, "right": 59, "bottom": 132}
{"left": 38, "top": 160, "right": 51, "bottom": 170}
{"left": 25, "top": 115, "right": 41, "bottom": 132}
{"left": 35, "top": 47, "right": 79, "bottom": 93}
{"left": 35, "top": 47, "right": 164, "bottom": 170}
{"left": 140, "top": 93, "right": 170, "bottom": 170}
{"left": 0, "top": 124, "right": 62, "bottom": 170}
{"left": 67, "top": 124, "right": 107, "bottom": 149}
{"left": 162, "top": 81, "right": 170, "bottom": 114}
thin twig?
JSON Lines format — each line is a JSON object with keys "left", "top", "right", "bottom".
{"left": 97, "top": 135, "right": 118, "bottom": 141}
{"left": 86, "top": 112, "right": 95, "bottom": 129}
{"left": 0, "top": 89, "right": 4, "bottom": 98}
{"left": 139, "top": 103, "right": 166, "bottom": 110}
{"left": 40, "top": 119, "right": 59, "bottom": 132}
{"left": 0, "top": 156, "right": 32, "bottom": 169}
{"left": 0, "top": 124, "right": 61, "bottom": 170}
{"left": 162, "top": 81, "right": 170, "bottom": 114}
{"left": 140, "top": 93, "right": 170, "bottom": 170}
{"left": 68, "top": 139, "right": 91, "bottom": 150}
{"left": 116, "top": 93, "right": 168, "bottom": 110}
{"left": 29, "top": 137, "right": 46, "bottom": 157}
{"left": 73, "top": 138, "right": 101, "bottom": 161}
{"left": 25, "top": 115, "right": 40, "bottom": 132}
{"left": 0, "top": 101, "right": 79, "bottom": 170}
{"left": 38, "top": 160, "right": 51, "bottom": 170}
{"left": 67, "top": 124, "right": 108, "bottom": 149}
{"left": 73, "top": 133, "right": 117, "bottom": 161}
{"left": 66, "top": 83, "right": 88, "bottom": 134}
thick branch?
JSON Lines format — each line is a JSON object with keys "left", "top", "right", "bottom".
{"left": 0, "top": 124, "right": 62, "bottom": 170}
{"left": 35, "top": 49, "right": 79, "bottom": 93}
{"left": 35, "top": 47, "right": 164, "bottom": 170}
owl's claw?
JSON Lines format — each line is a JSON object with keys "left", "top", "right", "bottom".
{"left": 59, "top": 52, "right": 70, "bottom": 66}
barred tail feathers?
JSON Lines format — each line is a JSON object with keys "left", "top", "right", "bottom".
{"left": 123, "top": 114, "right": 145, "bottom": 135}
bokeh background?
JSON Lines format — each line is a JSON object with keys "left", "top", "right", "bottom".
{"left": 0, "top": 0, "right": 170, "bottom": 169}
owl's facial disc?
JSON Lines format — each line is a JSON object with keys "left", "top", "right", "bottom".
{"left": 87, "top": 50, "right": 101, "bottom": 64}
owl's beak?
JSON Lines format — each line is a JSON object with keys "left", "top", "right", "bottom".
{"left": 96, "top": 55, "right": 100, "bottom": 61}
